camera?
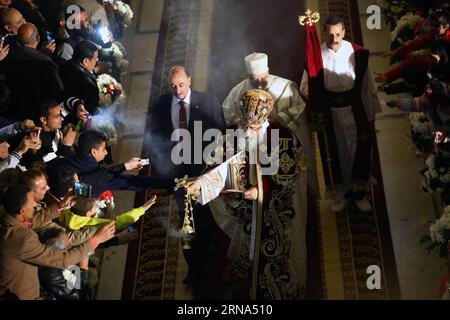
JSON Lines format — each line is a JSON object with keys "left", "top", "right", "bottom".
{"left": 74, "top": 182, "right": 92, "bottom": 197}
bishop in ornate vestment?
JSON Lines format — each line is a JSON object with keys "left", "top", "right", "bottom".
{"left": 186, "top": 89, "right": 308, "bottom": 300}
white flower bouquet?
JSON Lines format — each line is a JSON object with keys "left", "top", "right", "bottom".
{"left": 115, "top": 0, "right": 133, "bottom": 27}
{"left": 377, "top": 0, "right": 409, "bottom": 30}
{"left": 421, "top": 151, "right": 450, "bottom": 210}
{"left": 97, "top": 73, "right": 125, "bottom": 107}
{"left": 421, "top": 205, "right": 450, "bottom": 257}
{"left": 409, "top": 112, "right": 433, "bottom": 152}
{"left": 390, "top": 13, "right": 423, "bottom": 42}
{"left": 100, "top": 41, "right": 129, "bottom": 73}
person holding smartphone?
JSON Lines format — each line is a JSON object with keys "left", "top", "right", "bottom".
{"left": 51, "top": 129, "right": 174, "bottom": 197}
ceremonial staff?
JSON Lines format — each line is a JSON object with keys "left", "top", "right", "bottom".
{"left": 299, "top": 9, "right": 337, "bottom": 196}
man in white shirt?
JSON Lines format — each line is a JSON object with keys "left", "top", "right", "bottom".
{"left": 300, "top": 15, "right": 381, "bottom": 212}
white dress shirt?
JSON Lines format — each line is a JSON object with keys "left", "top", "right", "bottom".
{"left": 171, "top": 89, "right": 192, "bottom": 130}
{"left": 322, "top": 40, "right": 356, "bottom": 93}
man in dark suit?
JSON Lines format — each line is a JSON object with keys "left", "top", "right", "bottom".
{"left": 3, "top": 22, "right": 64, "bottom": 122}
{"left": 148, "top": 66, "right": 226, "bottom": 297}
{"left": 149, "top": 66, "right": 225, "bottom": 179}
{"left": 60, "top": 40, "right": 99, "bottom": 123}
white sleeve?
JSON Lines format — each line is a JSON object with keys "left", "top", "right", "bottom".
{"left": 0, "top": 153, "right": 21, "bottom": 173}
{"left": 222, "top": 85, "right": 243, "bottom": 127}
{"left": 299, "top": 69, "right": 309, "bottom": 99}
{"left": 197, "top": 164, "right": 228, "bottom": 205}
{"left": 57, "top": 42, "right": 74, "bottom": 61}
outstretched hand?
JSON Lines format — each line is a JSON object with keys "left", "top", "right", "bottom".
{"left": 142, "top": 195, "right": 158, "bottom": 211}
{"left": 382, "top": 50, "right": 395, "bottom": 58}
{"left": 94, "top": 221, "right": 116, "bottom": 244}
{"left": 374, "top": 73, "right": 388, "bottom": 84}
{"left": 124, "top": 157, "right": 144, "bottom": 171}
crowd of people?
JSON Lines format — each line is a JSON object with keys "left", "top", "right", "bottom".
{"left": 376, "top": 1, "right": 450, "bottom": 255}
{"left": 2, "top": 0, "right": 448, "bottom": 301}
{"left": 0, "top": 0, "right": 385, "bottom": 300}
{"left": 0, "top": 0, "right": 160, "bottom": 300}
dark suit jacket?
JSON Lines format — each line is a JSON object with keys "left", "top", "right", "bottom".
{"left": 148, "top": 90, "right": 226, "bottom": 179}
{"left": 60, "top": 59, "right": 99, "bottom": 122}
{"left": 3, "top": 45, "right": 64, "bottom": 121}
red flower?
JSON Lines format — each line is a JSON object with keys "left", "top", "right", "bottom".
{"left": 99, "top": 190, "right": 114, "bottom": 201}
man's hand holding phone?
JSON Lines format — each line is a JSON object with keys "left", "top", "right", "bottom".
{"left": 15, "top": 135, "right": 41, "bottom": 156}
{"left": 40, "top": 40, "right": 56, "bottom": 57}
{"left": 57, "top": 190, "right": 77, "bottom": 212}
{"left": 0, "top": 40, "right": 9, "bottom": 62}
{"left": 74, "top": 182, "right": 92, "bottom": 197}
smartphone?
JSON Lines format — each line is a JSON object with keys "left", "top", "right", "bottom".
{"left": 0, "top": 34, "right": 9, "bottom": 43}
{"left": 127, "top": 225, "right": 136, "bottom": 233}
{"left": 98, "top": 26, "right": 110, "bottom": 44}
{"left": 140, "top": 158, "right": 150, "bottom": 166}
{"left": 74, "top": 182, "right": 92, "bottom": 197}
{"left": 46, "top": 31, "right": 53, "bottom": 42}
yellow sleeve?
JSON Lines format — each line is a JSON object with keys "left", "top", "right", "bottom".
{"left": 59, "top": 210, "right": 111, "bottom": 230}
{"left": 115, "top": 207, "right": 146, "bottom": 230}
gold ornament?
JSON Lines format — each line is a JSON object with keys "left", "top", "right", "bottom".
{"left": 298, "top": 9, "right": 320, "bottom": 26}
{"left": 174, "top": 176, "right": 197, "bottom": 250}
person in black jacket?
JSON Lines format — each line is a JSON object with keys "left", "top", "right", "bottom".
{"left": 38, "top": 228, "right": 90, "bottom": 300}
{"left": 148, "top": 65, "right": 226, "bottom": 297}
{"left": 56, "top": 4, "right": 111, "bottom": 62}
{"left": 49, "top": 130, "right": 175, "bottom": 197}
{"left": 11, "top": 0, "right": 49, "bottom": 48}
{"left": 3, "top": 22, "right": 64, "bottom": 121}
{"left": 0, "top": 7, "right": 25, "bottom": 48}
{"left": 60, "top": 40, "right": 99, "bottom": 124}
{"left": 148, "top": 65, "right": 226, "bottom": 179}
{"left": 31, "top": 99, "right": 76, "bottom": 164}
